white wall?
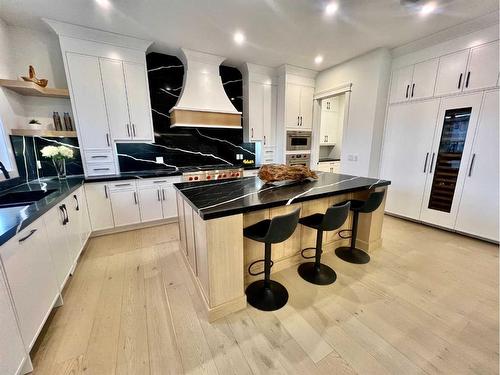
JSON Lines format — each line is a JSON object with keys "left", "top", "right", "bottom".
{"left": 0, "top": 20, "right": 70, "bottom": 180}
{"left": 315, "top": 48, "right": 391, "bottom": 177}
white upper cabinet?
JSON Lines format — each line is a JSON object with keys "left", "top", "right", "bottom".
{"left": 285, "top": 83, "right": 302, "bottom": 128}
{"left": 299, "top": 85, "right": 314, "bottom": 129}
{"left": 66, "top": 52, "right": 111, "bottom": 149}
{"left": 100, "top": 58, "right": 132, "bottom": 141}
{"left": 123, "top": 62, "right": 154, "bottom": 141}
{"left": 248, "top": 82, "right": 265, "bottom": 141}
{"left": 434, "top": 50, "right": 470, "bottom": 96}
{"left": 389, "top": 65, "right": 414, "bottom": 103}
{"left": 464, "top": 41, "right": 499, "bottom": 92}
{"left": 411, "top": 59, "right": 439, "bottom": 100}
{"left": 455, "top": 90, "right": 499, "bottom": 241}
{"left": 389, "top": 59, "right": 438, "bottom": 103}
{"left": 262, "top": 83, "right": 276, "bottom": 146}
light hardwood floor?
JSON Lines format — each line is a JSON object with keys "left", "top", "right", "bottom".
{"left": 30, "top": 216, "right": 499, "bottom": 374}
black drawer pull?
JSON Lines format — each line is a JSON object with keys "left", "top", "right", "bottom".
{"left": 19, "top": 229, "right": 37, "bottom": 242}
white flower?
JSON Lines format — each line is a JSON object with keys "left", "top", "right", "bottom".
{"left": 58, "top": 146, "right": 74, "bottom": 159}
{"left": 41, "top": 145, "right": 59, "bottom": 158}
{"left": 40, "top": 145, "right": 74, "bottom": 159}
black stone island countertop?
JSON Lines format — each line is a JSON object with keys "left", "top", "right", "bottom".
{"left": 0, "top": 177, "right": 84, "bottom": 246}
{"left": 175, "top": 172, "right": 390, "bottom": 220}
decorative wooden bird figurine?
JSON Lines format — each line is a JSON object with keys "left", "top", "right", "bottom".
{"left": 22, "top": 65, "right": 48, "bottom": 87}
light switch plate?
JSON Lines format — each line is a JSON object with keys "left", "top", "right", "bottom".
{"left": 156, "top": 156, "right": 164, "bottom": 163}
{"left": 36, "top": 160, "right": 42, "bottom": 169}
{"left": 236, "top": 153, "right": 243, "bottom": 160}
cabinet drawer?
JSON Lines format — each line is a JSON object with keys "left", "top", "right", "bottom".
{"left": 86, "top": 163, "right": 116, "bottom": 176}
{"left": 84, "top": 149, "right": 114, "bottom": 164}
{"left": 136, "top": 176, "right": 181, "bottom": 188}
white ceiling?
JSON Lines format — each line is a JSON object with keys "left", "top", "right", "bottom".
{"left": 0, "top": 0, "right": 498, "bottom": 70}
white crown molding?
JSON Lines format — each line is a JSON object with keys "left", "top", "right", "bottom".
{"left": 314, "top": 83, "right": 352, "bottom": 100}
{"left": 43, "top": 18, "right": 152, "bottom": 51}
{"left": 392, "top": 11, "right": 499, "bottom": 58}
{"left": 277, "top": 64, "right": 318, "bottom": 79}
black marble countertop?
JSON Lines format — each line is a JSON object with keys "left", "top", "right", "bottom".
{"left": 84, "top": 165, "right": 261, "bottom": 183}
{"left": 175, "top": 172, "right": 390, "bottom": 220}
{"left": 0, "top": 177, "right": 84, "bottom": 246}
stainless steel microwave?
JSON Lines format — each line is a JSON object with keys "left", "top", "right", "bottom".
{"left": 286, "top": 131, "right": 312, "bottom": 151}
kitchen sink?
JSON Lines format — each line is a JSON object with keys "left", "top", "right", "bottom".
{"left": 0, "top": 189, "right": 57, "bottom": 208}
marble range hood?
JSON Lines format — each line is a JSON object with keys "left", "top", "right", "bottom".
{"left": 170, "top": 48, "right": 242, "bottom": 129}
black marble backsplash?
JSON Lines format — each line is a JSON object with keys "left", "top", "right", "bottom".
{"left": 9, "top": 135, "right": 83, "bottom": 181}
{"left": 116, "top": 52, "right": 254, "bottom": 173}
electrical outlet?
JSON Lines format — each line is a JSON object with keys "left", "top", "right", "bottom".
{"left": 347, "top": 154, "right": 358, "bottom": 162}
{"left": 236, "top": 153, "right": 243, "bottom": 160}
{"left": 36, "top": 160, "right": 42, "bottom": 169}
{"left": 155, "top": 156, "right": 164, "bottom": 163}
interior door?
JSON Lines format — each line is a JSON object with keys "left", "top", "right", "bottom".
{"left": 285, "top": 83, "right": 301, "bottom": 128}
{"left": 420, "top": 93, "right": 483, "bottom": 228}
{"left": 434, "top": 49, "right": 469, "bottom": 97}
{"left": 389, "top": 65, "right": 414, "bottom": 103}
{"left": 455, "top": 90, "right": 499, "bottom": 241}
{"left": 66, "top": 52, "right": 111, "bottom": 149}
{"left": 123, "top": 62, "right": 154, "bottom": 141}
{"left": 380, "top": 99, "right": 440, "bottom": 219}
{"left": 464, "top": 41, "right": 499, "bottom": 92}
{"left": 100, "top": 59, "right": 131, "bottom": 141}
{"left": 411, "top": 58, "right": 438, "bottom": 100}
{"left": 299, "top": 86, "right": 314, "bottom": 129}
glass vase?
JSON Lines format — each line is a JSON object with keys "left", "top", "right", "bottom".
{"left": 53, "top": 158, "right": 67, "bottom": 180}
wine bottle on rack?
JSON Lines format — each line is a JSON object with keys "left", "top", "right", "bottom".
{"left": 53, "top": 112, "right": 62, "bottom": 131}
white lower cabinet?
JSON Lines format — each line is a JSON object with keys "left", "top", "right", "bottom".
{"left": 109, "top": 182, "right": 141, "bottom": 227}
{"left": 0, "top": 221, "right": 60, "bottom": 350}
{"left": 85, "top": 182, "right": 115, "bottom": 231}
{"left": 137, "top": 177, "right": 180, "bottom": 222}
{"left": 43, "top": 203, "right": 72, "bottom": 290}
{"left": 317, "top": 161, "right": 341, "bottom": 173}
{"left": 455, "top": 90, "right": 499, "bottom": 241}
{"left": 0, "top": 265, "right": 28, "bottom": 375}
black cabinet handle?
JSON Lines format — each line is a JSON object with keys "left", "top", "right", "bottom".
{"left": 423, "top": 152, "right": 429, "bottom": 173}
{"left": 133, "top": 191, "right": 138, "bottom": 205}
{"left": 458, "top": 73, "right": 463, "bottom": 89}
{"left": 468, "top": 153, "right": 476, "bottom": 177}
{"left": 300, "top": 116, "right": 303, "bottom": 126}
{"left": 465, "top": 71, "right": 471, "bottom": 88}
{"left": 411, "top": 83, "right": 415, "bottom": 98}
{"left": 263, "top": 135, "right": 266, "bottom": 145}
{"left": 405, "top": 84, "right": 410, "bottom": 98}
{"left": 60, "top": 204, "right": 68, "bottom": 225}
{"left": 297, "top": 116, "right": 300, "bottom": 126}
{"left": 162, "top": 188, "right": 166, "bottom": 201}
{"left": 429, "top": 153, "right": 436, "bottom": 174}
{"left": 106, "top": 133, "right": 110, "bottom": 146}
{"left": 157, "top": 189, "right": 161, "bottom": 201}
{"left": 126, "top": 124, "right": 131, "bottom": 137}
{"left": 132, "top": 124, "right": 136, "bottom": 137}
{"left": 19, "top": 229, "right": 37, "bottom": 242}
{"left": 104, "top": 185, "right": 108, "bottom": 199}
{"left": 62, "top": 204, "right": 69, "bottom": 224}
{"left": 73, "top": 194, "right": 79, "bottom": 211}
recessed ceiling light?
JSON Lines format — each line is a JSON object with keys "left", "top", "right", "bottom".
{"left": 325, "top": 2, "right": 339, "bottom": 16}
{"left": 233, "top": 32, "right": 245, "bottom": 45}
{"left": 315, "top": 55, "right": 324, "bottom": 64}
{"left": 95, "top": 0, "right": 111, "bottom": 9}
{"left": 420, "top": 1, "right": 436, "bottom": 15}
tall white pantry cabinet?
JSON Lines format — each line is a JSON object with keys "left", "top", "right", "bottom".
{"left": 381, "top": 37, "right": 499, "bottom": 242}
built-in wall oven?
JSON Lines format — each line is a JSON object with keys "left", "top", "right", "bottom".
{"left": 286, "top": 153, "right": 310, "bottom": 167}
{"left": 286, "top": 131, "right": 312, "bottom": 151}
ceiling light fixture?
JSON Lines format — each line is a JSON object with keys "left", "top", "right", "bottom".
{"left": 95, "top": 0, "right": 111, "bottom": 9}
{"left": 315, "top": 55, "right": 324, "bottom": 64}
{"left": 420, "top": 1, "right": 436, "bottom": 15}
{"left": 233, "top": 32, "right": 245, "bottom": 45}
{"left": 325, "top": 2, "right": 339, "bottom": 16}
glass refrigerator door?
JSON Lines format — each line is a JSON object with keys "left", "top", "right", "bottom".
{"left": 428, "top": 107, "right": 472, "bottom": 213}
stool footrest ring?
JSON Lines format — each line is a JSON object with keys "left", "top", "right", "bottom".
{"left": 300, "top": 247, "right": 321, "bottom": 259}
{"left": 338, "top": 229, "right": 353, "bottom": 239}
{"left": 248, "top": 258, "right": 274, "bottom": 276}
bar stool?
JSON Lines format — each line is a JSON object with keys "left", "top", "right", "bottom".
{"left": 298, "top": 202, "right": 350, "bottom": 285}
{"left": 335, "top": 191, "right": 385, "bottom": 264}
{"left": 244, "top": 208, "right": 301, "bottom": 311}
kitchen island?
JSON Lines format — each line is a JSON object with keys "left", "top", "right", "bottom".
{"left": 174, "top": 173, "right": 390, "bottom": 321}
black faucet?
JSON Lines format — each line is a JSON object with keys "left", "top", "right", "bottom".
{"left": 0, "top": 160, "right": 10, "bottom": 179}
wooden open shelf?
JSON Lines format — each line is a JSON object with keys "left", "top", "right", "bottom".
{"left": 0, "top": 79, "right": 69, "bottom": 98}
{"left": 10, "top": 129, "right": 77, "bottom": 138}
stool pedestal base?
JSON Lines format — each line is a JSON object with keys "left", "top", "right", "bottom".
{"left": 298, "top": 262, "right": 337, "bottom": 285}
{"left": 245, "top": 280, "right": 289, "bottom": 311}
{"left": 335, "top": 246, "right": 370, "bottom": 264}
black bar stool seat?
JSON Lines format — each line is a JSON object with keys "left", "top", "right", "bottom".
{"left": 335, "top": 191, "right": 385, "bottom": 264}
{"left": 298, "top": 202, "right": 350, "bottom": 285}
{"left": 244, "top": 208, "right": 300, "bottom": 311}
